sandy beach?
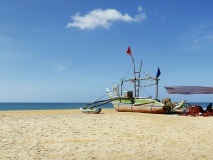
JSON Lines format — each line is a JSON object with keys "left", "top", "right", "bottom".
{"left": 1, "top": 109, "right": 213, "bottom": 160}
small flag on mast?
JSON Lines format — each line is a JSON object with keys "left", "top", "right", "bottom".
{"left": 126, "top": 46, "right": 132, "bottom": 56}
{"left": 156, "top": 67, "right": 161, "bottom": 78}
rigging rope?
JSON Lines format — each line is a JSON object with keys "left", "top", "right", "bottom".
{"left": 95, "top": 93, "right": 107, "bottom": 102}
{"left": 140, "top": 86, "right": 152, "bottom": 97}
{"left": 93, "top": 59, "right": 154, "bottom": 103}
{"left": 123, "top": 61, "right": 133, "bottom": 79}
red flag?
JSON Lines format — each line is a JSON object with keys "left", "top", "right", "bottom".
{"left": 126, "top": 46, "right": 132, "bottom": 56}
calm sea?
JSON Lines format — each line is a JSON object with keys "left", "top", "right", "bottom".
{"left": 0, "top": 102, "right": 113, "bottom": 111}
{"left": 0, "top": 102, "right": 210, "bottom": 111}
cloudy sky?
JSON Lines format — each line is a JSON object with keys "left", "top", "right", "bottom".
{"left": 1, "top": 0, "right": 213, "bottom": 102}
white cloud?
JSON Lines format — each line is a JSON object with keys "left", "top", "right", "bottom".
{"left": 138, "top": 5, "right": 143, "bottom": 12}
{"left": 134, "top": 13, "right": 147, "bottom": 22}
{"left": 66, "top": 8, "right": 147, "bottom": 30}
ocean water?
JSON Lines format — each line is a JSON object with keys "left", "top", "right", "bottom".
{"left": 0, "top": 102, "right": 114, "bottom": 111}
{"left": 0, "top": 102, "right": 210, "bottom": 111}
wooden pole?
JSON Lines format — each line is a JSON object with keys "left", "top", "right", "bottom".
{"left": 156, "top": 79, "right": 159, "bottom": 100}
{"left": 131, "top": 56, "right": 137, "bottom": 97}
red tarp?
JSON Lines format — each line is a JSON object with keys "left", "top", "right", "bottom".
{"left": 165, "top": 86, "right": 213, "bottom": 94}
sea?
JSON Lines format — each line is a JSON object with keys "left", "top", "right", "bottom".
{"left": 0, "top": 102, "right": 113, "bottom": 111}
{"left": 0, "top": 102, "right": 210, "bottom": 111}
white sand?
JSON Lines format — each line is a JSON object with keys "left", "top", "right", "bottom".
{"left": 0, "top": 109, "right": 213, "bottom": 160}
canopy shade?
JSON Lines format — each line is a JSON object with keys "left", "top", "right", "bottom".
{"left": 165, "top": 86, "right": 213, "bottom": 94}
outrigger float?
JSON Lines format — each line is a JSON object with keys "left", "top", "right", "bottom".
{"left": 80, "top": 107, "right": 102, "bottom": 114}
{"left": 81, "top": 46, "right": 185, "bottom": 114}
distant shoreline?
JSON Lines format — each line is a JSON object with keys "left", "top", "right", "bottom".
{"left": 0, "top": 108, "right": 115, "bottom": 113}
{"left": 0, "top": 102, "right": 114, "bottom": 111}
{"left": 0, "top": 108, "right": 114, "bottom": 115}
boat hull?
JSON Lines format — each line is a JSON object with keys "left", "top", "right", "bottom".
{"left": 106, "top": 89, "right": 169, "bottom": 114}
{"left": 113, "top": 103, "right": 166, "bottom": 113}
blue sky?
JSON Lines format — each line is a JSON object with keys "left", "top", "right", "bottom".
{"left": 1, "top": 0, "right": 213, "bottom": 102}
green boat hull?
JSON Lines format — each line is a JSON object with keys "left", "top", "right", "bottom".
{"left": 111, "top": 98, "right": 167, "bottom": 113}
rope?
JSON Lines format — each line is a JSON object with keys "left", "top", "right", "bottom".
{"left": 95, "top": 93, "right": 107, "bottom": 102}
{"left": 123, "top": 61, "right": 142, "bottom": 79}
{"left": 140, "top": 85, "right": 152, "bottom": 97}
{"left": 123, "top": 61, "right": 133, "bottom": 79}
{"left": 138, "top": 76, "right": 157, "bottom": 98}
{"left": 122, "top": 83, "right": 128, "bottom": 91}
{"left": 89, "top": 60, "right": 156, "bottom": 108}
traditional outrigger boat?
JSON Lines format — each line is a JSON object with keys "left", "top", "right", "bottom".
{"left": 81, "top": 46, "right": 185, "bottom": 114}
{"left": 104, "top": 46, "right": 186, "bottom": 113}
{"left": 105, "top": 88, "right": 167, "bottom": 113}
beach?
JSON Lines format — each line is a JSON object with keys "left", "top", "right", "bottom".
{"left": 1, "top": 109, "right": 213, "bottom": 160}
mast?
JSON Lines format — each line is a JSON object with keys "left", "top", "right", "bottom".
{"left": 138, "top": 60, "right": 142, "bottom": 97}
{"left": 156, "top": 78, "right": 159, "bottom": 100}
{"left": 131, "top": 56, "right": 142, "bottom": 98}
{"left": 124, "top": 46, "right": 159, "bottom": 99}
{"left": 131, "top": 56, "right": 136, "bottom": 97}
{"left": 120, "top": 63, "right": 160, "bottom": 99}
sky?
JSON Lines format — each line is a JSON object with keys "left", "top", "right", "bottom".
{"left": 1, "top": 0, "right": 213, "bottom": 102}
